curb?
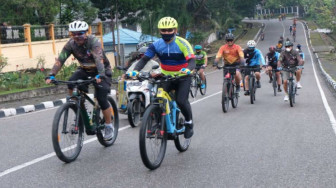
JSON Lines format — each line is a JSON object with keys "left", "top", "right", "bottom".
{"left": 0, "top": 90, "right": 116, "bottom": 118}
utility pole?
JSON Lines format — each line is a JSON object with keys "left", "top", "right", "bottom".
{"left": 116, "top": 0, "right": 121, "bottom": 66}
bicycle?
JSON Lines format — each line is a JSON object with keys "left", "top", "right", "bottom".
{"left": 282, "top": 66, "right": 303, "bottom": 107}
{"left": 292, "top": 31, "right": 296, "bottom": 42}
{"left": 51, "top": 78, "right": 119, "bottom": 163}
{"left": 189, "top": 66, "right": 207, "bottom": 98}
{"left": 217, "top": 65, "right": 239, "bottom": 113}
{"left": 241, "top": 66, "right": 261, "bottom": 104}
{"left": 139, "top": 74, "right": 191, "bottom": 170}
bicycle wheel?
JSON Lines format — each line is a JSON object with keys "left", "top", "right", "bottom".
{"left": 289, "top": 81, "right": 295, "bottom": 107}
{"left": 200, "top": 77, "right": 207, "bottom": 95}
{"left": 96, "top": 96, "right": 119, "bottom": 147}
{"left": 231, "top": 83, "right": 238, "bottom": 108}
{"left": 127, "top": 99, "right": 141, "bottom": 127}
{"left": 52, "top": 102, "right": 83, "bottom": 163}
{"left": 139, "top": 104, "right": 167, "bottom": 170}
{"left": 272, "top": 72, "right": 277, "bottom": 96}
{"left": 222, "top": 81, "right": 230, "bottom": 113}
{"left": 189, "top": 76, "right": 198, "bottom": 98}
{"left": 174, "top": 111, "right": 191, "bottom": 152}
{"left": 249, "top": 77, "right": 255, "bottom": 104}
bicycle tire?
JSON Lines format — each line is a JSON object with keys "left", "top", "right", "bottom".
{"left": 189, "top": 76, "right": 198, "bottom": 98}
{"left": 139, "top": 104, "right": 167, "bottom": 170}
{"left": 127, "top": 99, "right": 141, "bottom": 127}
{"left": 272, "top": 71, "right": 277, "bottom": 96}
{"left": 52, "top": 102, "right": 83, "bottom": 163}
{"left": 231, "top": 83, "right": 238, "bottom": 108}
{"left": 96, "top": 96, "right": 119, "bottom": 147}
{"left": 288, "top": 81, "right": 294, "bottom": 107}
{"left": 200, "top": 77, "right": 207, "bottom": 95}
{"left": 174, "top": 111, "right": 191, "bottom": 152}
{"left": 222, "top": 81, "right": 230, "bottom": 113}
{"left": 249, "top": 76, "right": 255, "bottom": 104}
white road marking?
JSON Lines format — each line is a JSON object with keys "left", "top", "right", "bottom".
{"left": 301, "top": 22, "right": 336, "bottom": 130}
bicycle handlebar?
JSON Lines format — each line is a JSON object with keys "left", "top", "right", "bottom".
{"left": 51, "top": 78, "right": 96, "bottom": 85}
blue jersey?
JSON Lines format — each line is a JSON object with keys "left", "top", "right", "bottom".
{"left": 144, "top": 36, "right": 195, "bottom": 75}
{"left": 243, "top": 48, "right": 265, "bottom": 66}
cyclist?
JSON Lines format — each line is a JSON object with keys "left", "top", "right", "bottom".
{"left": 194, "top": 45, "right": 208, "bottom": 89}
{"left": 266, "top": 46, "right": 282, "bottom": 92}
{"left": 293, "top": 17, "right": 297, "bottom": 26}
{"left": 45, "top": 20, "right": 114, "bottom": 140}
{"left": 214, "top": 33, "right": 244, "bottom": 94}
{"left": 279, "top": 36, "right": 284, "bottom": 44}
{"left": 296, "top": 44, "right": 305, "bottom": 61}
{"left": 243, "top": 40, "right": 266, "bottom": 95}
{"left": 133, "top": 17, "right": 196, "bottom": 138}
{"left": 289, "top": 25, "right": 293, "bottom": 34}
{"left": 277, "top": 41, "right": 304, "bottom": 101}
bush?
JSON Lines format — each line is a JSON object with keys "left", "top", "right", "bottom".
{"left": 0, "top": 54, "right": 8, "bottom": 73}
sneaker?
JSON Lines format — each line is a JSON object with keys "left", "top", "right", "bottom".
{"left": 201, "top": 84, "right": 206, "bottom": 89}
{"left": 278, "top": 87, "right": 282, "bottom": 92}
{"left": 297, "top": 82, "right": 302, "bottom": 89}
{"left": 284, "top": 94, "right": 289, "bottom": 101}
{"left": 256, "top": 81, "right": 261, "bottom": 88}
{"left": 235, "top": 86, "right": 240, "bottom": 93}
{"left": 244, "top": 90, "right": 250, "bottom": 96}
{"left": 103, "top": 124, "right": 114, "bottom": 141}
{"left": 184, "top": 123, "right": 194, "bottom": 138}
{"left": 269, "top": 78, "right": 273, "bottom": 83}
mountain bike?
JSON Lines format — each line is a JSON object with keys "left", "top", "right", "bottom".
{"left": 283, "top": 66, "right": 303, "bottom": 107}
{"left": 241, "top": 66, "right": 261, "bottom": 104}
{"left": 139, "top": 74, "right": 191, "bottom": 170}
{"left": 51, "top": 78, "right": 119, "bottom": 163}
{"left": 217, "top": 65, "right": 239, "bottom": 113}
{"left": 189, "top": 66, "right": 207, "bottom": 98}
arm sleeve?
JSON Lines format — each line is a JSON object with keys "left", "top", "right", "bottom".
{"left": 134, "top": 56, "right": 150, "bottom": 71}
{"left": 258, "top": 50, "right": 266, "bottom": 66}
{"left": 90, "top": 37, "right": 106, "bottom": 76}
{"left": 187, "top": 58, "right": 196, "bottom": 70}
{"left": 50, "top": 41, "right": 72, "bottom": 75}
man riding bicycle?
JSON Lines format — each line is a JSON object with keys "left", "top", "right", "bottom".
{"left": 45, "top": 20, "right": 114, "bottom": 140}
{"left": 133, "top": 17, "right": 196, "bottom": 138}
{"left": 266, "top": 46, "right": 282, "bottom": 92}
{"left": 214, "top": 33, "right": 244, "bottom": 94}
{"left": 277, "top": 41, "right": 304, "bottom": 101}
{"left": 194, "top": 45, "right": 208, "bottom": 89}
{"left": 243, "top": 40, "right": 266, "bottom": 96}
{"left": 289, "top": 25, "right": 293, "bottom": 34}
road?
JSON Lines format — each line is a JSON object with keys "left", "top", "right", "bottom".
{"left": 1, "top": 18, "right": 336, "bottom": 187}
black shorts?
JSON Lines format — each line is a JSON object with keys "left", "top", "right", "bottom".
{"left": 268, "top": 64, "right": 279, "bottom": 72}
{"left": 195, "top": 64, "right": 205, "bottom": 70}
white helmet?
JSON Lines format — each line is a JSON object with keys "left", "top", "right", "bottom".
{"left": 69, "top": 21, "right": 89, "bottom": 32}
{"left": 247, "top": 40, "right": 256, "bottom": 48}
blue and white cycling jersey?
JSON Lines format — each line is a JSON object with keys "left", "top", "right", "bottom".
{"left": 243, "top": 48, "right": 266, "bottom": 66}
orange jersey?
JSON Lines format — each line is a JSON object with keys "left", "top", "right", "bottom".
{"left": 216, "top": 44, "right": 244, "bottom": 64}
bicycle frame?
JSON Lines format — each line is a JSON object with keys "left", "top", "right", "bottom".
{"left": 154, "top": 88, "right": 183, "bottom": 134}
{"left": 65, "top": 87, "right": 104, "bottom": 134}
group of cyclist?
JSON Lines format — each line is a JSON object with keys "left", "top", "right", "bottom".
{"left": 44, "top": 16, "right": 305, "bottom": 142}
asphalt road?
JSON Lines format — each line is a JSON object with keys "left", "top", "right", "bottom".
{"left": 2, "top": 18, "right": 336, "bottom": 187}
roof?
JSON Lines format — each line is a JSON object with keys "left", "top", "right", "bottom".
{"left": 103, "top": 28, "right": 159, "bottom": 45}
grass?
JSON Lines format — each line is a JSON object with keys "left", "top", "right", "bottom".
{"left": 310, "top": 32, "right": 326, "bottom": 46}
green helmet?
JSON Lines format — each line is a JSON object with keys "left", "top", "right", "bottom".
{"left": 195, "top": 45, "right": 202, "bottom": 50}
{"left": 285, "top": 41, "right": 293, "bottom": 47}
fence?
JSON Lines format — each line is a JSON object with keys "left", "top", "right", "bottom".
{"left": 0, "top": 22, "right": 106, "bottom": 58}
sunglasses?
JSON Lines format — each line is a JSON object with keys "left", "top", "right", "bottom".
{"left": 226, "top": 39, "right": 233, "bottom": 42}
{"left": 71, "top": 31, "right": 86, "bottom": 36}
{"left": 160, "top": 28, "right": 174, "bottom": 32}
